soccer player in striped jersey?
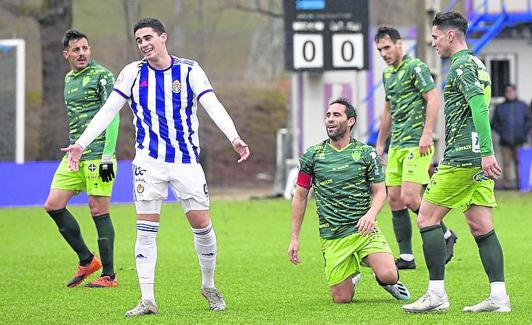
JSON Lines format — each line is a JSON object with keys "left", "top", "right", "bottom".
{"left": 403, "top": 11, "right": 510, "bottom": 313}
{"left": 62, "top": 18, "right": 250, "bottom": 316}
{"left": 44, "top": 29, "right": 119, "bottom": 289}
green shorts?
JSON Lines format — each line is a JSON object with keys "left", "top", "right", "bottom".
{"left": 423, "top": 164, "right": 496, "bottom": 212}
{"left": 51, "top": 157, "right": 116, "bottom": 196}
{"left": 320, "top": 226, "right": 392, "bottom": 287}
{"left": 385, "top": 146, "right": 433, "bottom": 186}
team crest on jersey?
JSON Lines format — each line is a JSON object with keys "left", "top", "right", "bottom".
{"left": 136, "top": 184, "right": 145, "bottom": 194}
{"left": 172, "top": 80, "right": 182, "bottom": 93}
{"left": 82, "top": 76, "right": 91, "bottom": 87}
{"left": 473, "top": 171, "right": 489, "bottom": 183}
{"left": 351, "top": 150, "right": 362, "bottom": 161}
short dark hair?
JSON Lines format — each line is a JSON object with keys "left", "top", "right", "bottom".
{"left": 504, "top": 84, "right": 516, "bottom": 91}
{"left": 63, "top": 29, "right": 88, "bottom": 49}
{"left": 432, "top": 11, "right": 468, "bottom": 35}
{"left": 134, "top": 18, "right": 166, "bottom": 35}
{"left": 329, "top": 97, "right": 357, "bottom": 130}
{"left": 375, "top": 26, "right": 402, "bottom": 43}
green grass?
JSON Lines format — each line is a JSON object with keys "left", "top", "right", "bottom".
{"left": 0, "top": 192, "right": 530, "bottom": 324}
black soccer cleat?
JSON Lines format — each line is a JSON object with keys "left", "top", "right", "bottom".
{"left": 445, "top": 229, "right": 458, "bottom": 264}
{"left": 395, "top": 257, "right": 416, "bottom": 270}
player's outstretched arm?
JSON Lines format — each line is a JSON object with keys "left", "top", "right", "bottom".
{"left": 357, "top": 181, "right": 386, "bottom": 236}
{"left": 288, "top": 184, "right": 310, "bottom": 265}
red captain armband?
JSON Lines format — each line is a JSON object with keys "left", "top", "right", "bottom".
{"left": 297, "top": 172, "right": 313, "bottom": 189}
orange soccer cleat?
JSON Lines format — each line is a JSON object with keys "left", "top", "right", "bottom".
{"left": 85, "top": 274, "right": 119, "bottom": 288}
{"left": 66, "top": 255, "right": 102, "bottom": 288}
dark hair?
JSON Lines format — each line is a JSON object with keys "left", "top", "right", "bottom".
{"left": 134, "top": 18, "right": 166, "bottom": 35}
{"left": 375, "top": 26, "right": 402, "bottom": 43}
{"left": 504, "top": 84, "right": 516, "bottom": 91}
{"left": 63, "top": 29, "right": 88, "bottom": 49}
{"left": 432, "top": 11, "right": 468, "bottom": 35}
{"left": 329, "top": 97, "right": 357, "bottom": 130}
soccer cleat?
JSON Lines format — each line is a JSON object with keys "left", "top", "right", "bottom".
{"left": 402, "top": 292, "right": 449, "bottom": 313}
{"left": 382, "top": 280, "right": 411, "bottom": 300}
{"left": 85, "top": 274, "right": 118, "bottom": 288}
{"left": 66, "top": 255, "right": 102, "bottom": 288}
{"left": 463, "top": 296, "right": 511, "bottom": 313}
{"left": 395, "top": 257, "right": 416, "bottom": 270}
{"left": 201, "top": 288, "right": 226, "bottom": 311}
{"left": 125, "top": 300, "right": 159, "bottom": 317}
{"left": 445, "top": 230, "right": 458, "bottom": 264}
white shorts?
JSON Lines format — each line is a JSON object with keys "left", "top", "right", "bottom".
{"left": 132, "top": 154, "right": 210, "bottom": 213}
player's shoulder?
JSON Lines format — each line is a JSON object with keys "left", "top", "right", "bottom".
{"left": 352, "top": 140, "right": 378, "bottom": 156}
{"left": 172, "top": 56, "right": 197, "bottom": 67}
{"left": 91, "top": 61, "right": 114, "bottom": 76}
{"left": 303, "top": 140, "right": 328, "bottom": 156}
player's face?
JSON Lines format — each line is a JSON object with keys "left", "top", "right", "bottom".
{"left": 431, "top": 26, "right": 452, "bottom": 58}
{"left": 135, "top": 27, "right": 168, "bottom": 61}
{"left": 376, "top": 36, "right": 403, "bottom": 66}
{"left": 325, "top": 103, "right": 354, "bottom": 141}
{"left": 63, "top": 38, "right": 91, "bottom": 72}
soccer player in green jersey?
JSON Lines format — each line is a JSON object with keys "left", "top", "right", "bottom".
{"left": 403, "top": 11, "right": 510, "bottom": 313}
{"left": 375, "top": 26, "right": 457, "bottom": 270}
{"left": 43, "top": 30, "right": 120, "bottom": 288}
{"left": 288, "top": 97, "right": 410, "bottom": 304}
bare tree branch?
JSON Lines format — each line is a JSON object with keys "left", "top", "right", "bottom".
{"left": 229, "top": 0, "right": 283, "bottom": 18}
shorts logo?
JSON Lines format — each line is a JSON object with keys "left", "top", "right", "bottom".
{"left": 172, "top": 80, "right": 181, "bottom": 93}
{"left": 407, "top": 152, "right": 414, "bottom": 160}
{"left": 136, "top": 184, "right": 145, "bottom": 193}
{"left": 473, "top": 171, "right": 489, "bottom": 183}
{"left": 203, "top": 183, "right": 209, "bottom": 198}
{"left": 88, "top": 163, "right": 97, "bottom": 172}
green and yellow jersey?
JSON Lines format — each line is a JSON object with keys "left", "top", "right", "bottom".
{"left": 298, "top": 139, "right": 385, "bottom": 240}
{"left": 383, "top": 54, "right": 435, "bottom": 148}
{"left": 442, "top": 50, "right": 492, "bottom": 168}
{"left": 64, "top": 61, "right": 119, "bottom": 161}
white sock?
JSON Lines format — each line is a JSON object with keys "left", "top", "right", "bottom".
{"left": 490, "top": 282, "right": 508, "bottom": 302}
{"left": 428, "top": 280, "right": 445, "bottom": 297}
{"left": 136, "top": 221, "right": 159, "bottom": 304}
{"left": 399, "top": 254, "right": 414, "bottom": 261}
{"left": 443, "top": 229, "right": 452, "bottom": 239}
{"left": 192, "top": 222, "right": 217, "bottom": 289}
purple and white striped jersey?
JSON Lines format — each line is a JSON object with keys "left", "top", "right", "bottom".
{"left": 113, "top": 56, "right": 213, "bottom": 163}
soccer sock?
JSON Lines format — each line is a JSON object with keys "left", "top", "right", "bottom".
{"left": 428, "top": 280, "right": 445, "bottom": 297}
{"left": 93, "top": 214, "right": 115, "bottom": 276}
{"left": 392, "top": 209, "right": 413, "bottom": 256}
{"left": 47, "top": 208, "right": 92, "bottom": 264}
{"left": 135, "top": 221, "right": 159, "bottom": 303}
{"left": 490, "top": 282, "right": 508, "bottom": 302}
{"left": 475, "top": 230, "right": 505, "bottom": 284}
{"left": 192, "top": 222, "right": 217, "bottom": 289}
{"left": 420, "top": 225, "right": 446, "bottom": 281}
{"left": 441, "top": 222, "right": 450, "bottom": 237}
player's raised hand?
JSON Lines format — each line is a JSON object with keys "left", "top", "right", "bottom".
{"left": 61, "top": 143, "right": 83, "bottom": 172}
{"left": 232, "top": 137, "right": 250, "bottom": 163}
{"left": 418, "top": 132, "right": 434, "bottom": 156}
{"left": 481, "top": 155, "right": 502, "bottom": 179}
{"left": 288, "top": 239, "right": 301, "bottom": 265}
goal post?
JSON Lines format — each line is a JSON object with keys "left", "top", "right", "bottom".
{"left": 0, "top": 39, "right": 25, "bottom": 163}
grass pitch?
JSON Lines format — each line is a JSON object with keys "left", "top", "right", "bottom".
{"left": 0, "top": 192, "right": 530, "bottom": 324}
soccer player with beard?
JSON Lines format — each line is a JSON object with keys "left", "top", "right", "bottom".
{"left": 61, "top": 18, "right": 250, "bottom": 316}
{"left": 288, "top": 97, "right": 410, "bottom": 304}
{"left": 403, "top": 11, "right": 510, "bottom": 313}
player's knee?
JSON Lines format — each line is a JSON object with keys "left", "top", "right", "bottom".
{"left": 43, "top": 199, "right": 62, "bottom": 212}
{"left": 89, "top": 206, "right": 106, "bottom": 217}
{"left": 416, "top": 214, "right": 433, "bottom": 229}
{"left": 332, "top": 292, "right": 353, "bottom": 304}
{"left": 375, "top": 269, "right": 398, "bottom": 285}
{"left": 387, "top": 193, "right": 403, "bottom": 209}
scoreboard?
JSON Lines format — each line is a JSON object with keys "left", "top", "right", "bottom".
{"left": 284, "top": 0, "right": 369, "bottom": 71}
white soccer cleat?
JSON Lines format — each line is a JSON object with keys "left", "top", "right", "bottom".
{"left": 201, "top": 287, "right": 227, "bottom": 311}
{"left": 463, "top": 296, "right": 511, "bottom": 313}
{"left": 402, "top": 292, "right": 449, "bottom": 313}
{"left": 382, "top": 280, "right": 411, "bottom": 300}
{"left": 125, "top": 299, "right": 159, "bottom": 317}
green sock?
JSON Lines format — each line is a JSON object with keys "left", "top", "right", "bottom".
{"left": 441, "top": 222, "right": 448, "bottom": 234}
{"left": 420, "top": 225, "right": 446, "bottom": 280}
{"left": 93, "top": 214, "right": 115, "bottom": 276}
{"left": 475, "top": 230, "right": 505, "bottom": 282}
{"left": 392, "top": 209, "right": 412, "bottom": 255}
{"left": 48, "top": 208, "right": 92, "bottom": 264}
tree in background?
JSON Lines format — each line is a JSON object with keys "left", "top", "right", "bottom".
{"left": 2, "top": 0, "right": 72, "bottom": 160}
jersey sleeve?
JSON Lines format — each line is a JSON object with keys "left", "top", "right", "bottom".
{"left": 189, "top": 62, "right": 214, "bottom": 101}
{"left": 413, "top": 62, "right": 435, "bottom": 94}
{"left": 382, "top": 70, "right": 391, "bottom": 102}
{"left": 364, "top": 147, "right": 385, "bottom": 184}
{"left": 454, "top": 63, "right": 484, "bottom": 101}
{"left": 112, "top": 62, "right": 139, "bottom": 99}
{"left": 98, "top": 68, "right": 115, "bottom": 105}
{"left": 298, "top": 146, "right": 316, "bottom": 177}
{"left": 98, "top": 68, "right": 119, "bottom": 158}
